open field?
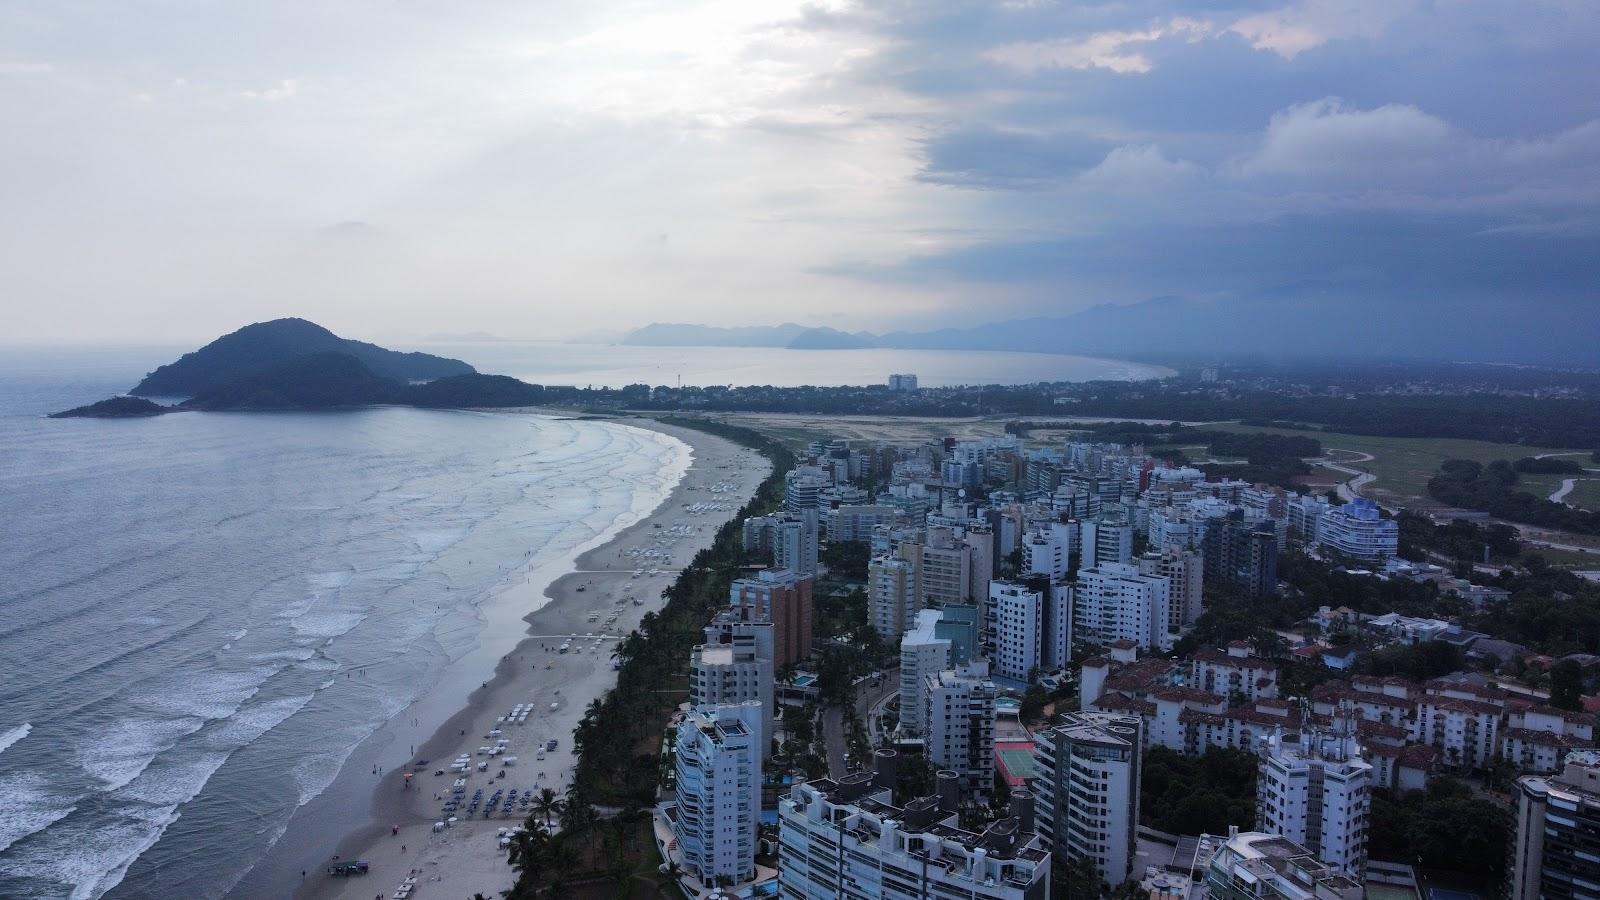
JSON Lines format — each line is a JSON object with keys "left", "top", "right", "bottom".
{"left": 1567, "top": 478, "right": 1600, "bottom": 512}
{"left": 1211, "top": 423, "right": 1590, "bottom": 511}
{"left": 677, "top": 412, "right": 1012, "bottom": 450}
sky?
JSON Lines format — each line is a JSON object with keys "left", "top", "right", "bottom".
{"left": 1, "top": 0, "right": 1597, "bottom": 345}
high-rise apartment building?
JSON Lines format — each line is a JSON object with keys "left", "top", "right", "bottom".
{"left": 1255, "top": 726, "right": 1372, "bottom": 877}
{"left": 920, "top": 526, "right": 972, "bottom": 606}
{"left": 691, "top": 617, "right": 775, "bottom": 758}
{"left": 1081, "top": 514, "right": 1133, "bottom": 569}
{"left": 1202, "top": 512, "right": 1279, "bottom": 597}
{"left": 1031, "top": 712, "right": 1143, "bottom": 886}
{"left": 897, "top": 610, "right": 951, "bottom": 738}
{"left": 773, "top": 510, "right": 820, "bottom": 577}
{"left": 868, "top": 554, "right": 918, "bottom": 640}
{"left": 729, "top": 568, "right": 814, "bottom": 667}
{"left": 674, "top": 701, "right": 764, "bottom": 885}
{"left": 989, "top": 580, "right": 1070, "bottom": 681}
{"left": 1021, "top": 527, "right": 1069, "bottom": 581}
{"left": 1508, "top": 750, "right": 1600, "bottom": 900}
{"left": 925, "top": 666, "right": 997, "bottom": 794}
{"left": 1315, "top": 498, "right": 1399, "bottom": 562}
{"left": 776, "top": 772, "right": 1050, "bottom": 900}
{"left": 784, "top": 468, "right": 829, "bottom": 513}
{"left": 1139, "top": 547, "right": 1204, "bottom": 631}
{"left": 1073, "top": 562, "right": 1173, "bottom": 651}
{"left": 1201, "top": 829, "right": 1363, "bottom": 900}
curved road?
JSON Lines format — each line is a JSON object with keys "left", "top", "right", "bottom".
{"left": 1315, "top": 449, "right": 1377, "bottom": 502}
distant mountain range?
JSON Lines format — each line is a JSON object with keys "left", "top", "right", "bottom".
{"left": 54, "top": 319, "right": 546, "bottom": 417}
{"left": 132, "top": 318, "right": 475, "bottom": 397}
{"left": 621, "top": 293, "right": 1600, "bottom": 365}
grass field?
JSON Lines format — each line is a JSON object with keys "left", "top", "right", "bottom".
{"left": 1212, "top": 423, "right": 1590, "bottom": 511}
{"left": 1568, "top": 478, "right": 1600, "bottom": 512}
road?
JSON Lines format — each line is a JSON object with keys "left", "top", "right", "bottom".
{"left": 822, "top": 668, "right": 899, "bottom": 778}
{"left": 1314, "top": 449, "right": 1377, "bottom": 502}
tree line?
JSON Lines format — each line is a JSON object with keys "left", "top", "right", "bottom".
{"left": 1428, "top": 458, "right": 1600, "bottom": 535}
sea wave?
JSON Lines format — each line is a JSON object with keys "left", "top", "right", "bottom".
{"left": 0, "top": 723, "right": 31, "bottom": 756}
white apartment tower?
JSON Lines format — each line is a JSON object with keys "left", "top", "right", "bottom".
{"left": 868, "top": 554, "right": 918, "bottom": 639}
{"left": 1031, "top": 712, "right": 1143, "bottom": 887}
{"left": 925, "top": 666, "right": 997, "bottom": 794}
{"left": 897, "top": 610, "right": 951, "bottom": 738}
{"left": 989, "top": 580, "right": 1071, "bottom": 681}
{"left": 1081, "top": 516, "right": 1133, "bottom": 569}
{"left": 1256, "top": 725, "right": 1372, "bottom": 878}
{"left": 673, "top": 701, "right": 764, "bottom": 885}
{"left": 1074, "top": 562, "right": 1174, "bottom": 651}
{"left": 1022, "top": 527, "right": 1069, "bottom": 581}
{"left": 691, "top": 618, "right": 775, "bottom": 759}
{"left": 773, "top": 510, "right": 820, "bottom": 577}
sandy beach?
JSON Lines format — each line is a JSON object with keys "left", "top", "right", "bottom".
{"left": 284, "top": 416, "right": 769, "bottom": 900}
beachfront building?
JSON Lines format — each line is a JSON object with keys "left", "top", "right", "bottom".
{"left": 1508, "top": 750, "right": 1600, "bottom": 900}
{"left": 691, "top": 619, "right": 775, "bottom": 759}
{"left": 784, "top": 468, "right": 829, "bottom": 513}
{"left": 868, "top": 549, "right": 918, "bottom": 640}
{"left": 887, "top": 373, "right": 918, "bottom": 391}
{"left": 730, "top": 568, "right": 814, "bottom": 668}
{"left": 673, "top": 701, "right": 764, "bottom": 885}
{"left": 925, "top": 666, "right": 997, "bottom": 794}
{"left": 897, "top": 610, "right": 950, "bottom": 738}
{"left": 1256, "top": 726, "right": 1372, "bottom": 877}
{"left": 1315, "top": 499, "right": 1399, "bottom": 562}
{"left": 1200, "top": 829, "right": 1363, "bottom": 900}
{"left": 1073, "top": 562, "right": 1173, "bottom": 652}
{"left": 1139, "top": 547, "right": 1204, "bottom": 631}
{"left": 1031, "top": 711, "right": 1143, "bottom": 887}
{"left": 776, "top": 772, "right": 1050, "bottom": 900}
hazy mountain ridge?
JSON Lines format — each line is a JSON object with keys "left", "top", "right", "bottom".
{"left": 131, "top": 317, "right": 474, "bottom": 397}
{"left": 619, "top": 293, "right": 1600, "bottom": 365}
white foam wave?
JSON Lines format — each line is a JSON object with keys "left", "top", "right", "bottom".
{"left": 76, "top": 716, "right": 205, "bottom": 792}
{"left": 0, "top": 773, "right": 75, "bottom": 855}
{"left": 0, "top": 722, "right": 32, "bottom": 755}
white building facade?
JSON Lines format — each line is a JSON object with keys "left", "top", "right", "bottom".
{"left": 1255, "top": 727, "right": 1372, "bottom": 877}
{"left": 674, "top": 701, "right": 764, "bottom": 885}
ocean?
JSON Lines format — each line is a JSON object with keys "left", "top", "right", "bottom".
{"left": 0, "top": 347, "right": 689, "bottom": 899}
{"left": 0, "top": 340, "right": 1162, "bottom": 899}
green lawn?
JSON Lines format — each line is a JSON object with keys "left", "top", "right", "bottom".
{"left": 1567, "top": 478, "right": 1600, "bottom": 512}
{"left": 1211, "top": 423, "right": 1589, "bottom": 510}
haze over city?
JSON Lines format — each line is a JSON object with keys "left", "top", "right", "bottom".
{"left": 3, "top": 0, "right": 1597, "bottom": 356}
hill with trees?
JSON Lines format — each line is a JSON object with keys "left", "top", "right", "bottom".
{"left": 131, "top": 317, "right": 472, "bottom": 397}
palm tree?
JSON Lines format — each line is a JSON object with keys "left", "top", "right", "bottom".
{"left": 531, "top": 788, "right": 559, "bottom": 831}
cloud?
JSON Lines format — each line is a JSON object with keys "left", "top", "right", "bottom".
{"left": 1237, "top": 97, "right": 1454, "bottom": 176}
{"left": 1230, "top": 0, "right": 1421, "bottom": 59}
{"left": 1079, "top": 144, "right": 1202, "bottom": 185}
{"left": 985, "top": 18, "right": 1213, "bottom": 74}
{"left": 238, "top": 78, "right": 299, "bottom": 102}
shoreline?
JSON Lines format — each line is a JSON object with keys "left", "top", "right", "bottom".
{"left": 278, "top": 415, "right": 770, "bottom": 900}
